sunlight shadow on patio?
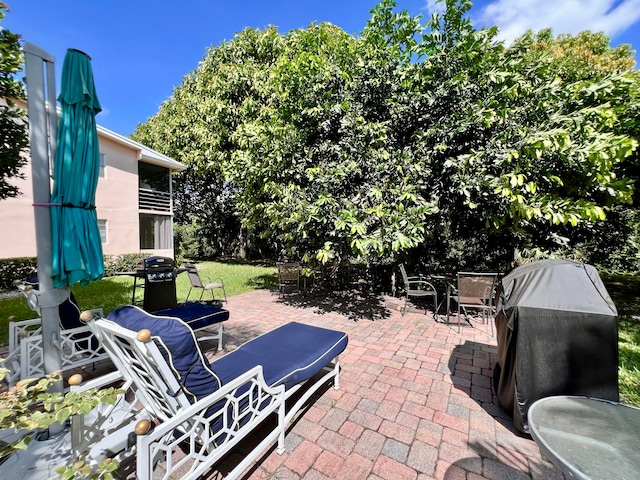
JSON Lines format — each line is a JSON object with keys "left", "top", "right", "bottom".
{"left": 274, "top": 288, "right": 392, "bottom": 322}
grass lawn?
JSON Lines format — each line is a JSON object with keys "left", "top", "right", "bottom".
{"left": 0, "top": 263, "right": 638, "bottom": 406}
{"left": 601, "top": 274, "right": 640, "bottom": 406}
{"left": 0, "top": 261, "right": 277, "bottom": 346}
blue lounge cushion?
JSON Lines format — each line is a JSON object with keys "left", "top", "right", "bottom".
{"left": 211, "top": 322, "right": 349, "bottom": 389}
{"left": 106, "top": 305, "right": 221, "bottom": 403}
{"left": 154, "top": 302, "right": 229, "bottom": 331}
{"left": 106, "top": 307, "right": 348, "bottom": 407}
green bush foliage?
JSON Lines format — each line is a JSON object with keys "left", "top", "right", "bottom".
{"left": 101, "top": 253, "right": 148, "bottom": 277}
{"left": 0, "top": 369, "right": 121, "bottom": 475}
{"left": 133, "top": 0, "right": 640, "bottom": 272}
{"left": 0, "top": 254, "right": 171, "bottom": 291}
{"left": 0, "top": 257, "right": 37, "bottom": 290}
{"left": 0, "top": 3, "right": 29, "bottom": 200}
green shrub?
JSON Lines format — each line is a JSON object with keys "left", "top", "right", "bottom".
{"left": 102, "top": 254, "right": 148, "bottom": 277}
{"left": 0, "top": 253, "right": 187, "bottom": 291}
{"left": 0, "top": 368, "right": 121, "bottom": 477}
{"left": 0, "top": 257, "right": 37, "bottom": 290}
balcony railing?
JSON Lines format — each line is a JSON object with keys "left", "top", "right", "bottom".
{"left": 139, "top": 188, "right": 171, "bottom": 212}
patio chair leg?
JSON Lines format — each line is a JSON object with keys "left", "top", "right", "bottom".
{"left": 433, "top": 293, "right": 438, "bottom": 322}
{"left": 277, "top": 402, "right": 286, "bottom": 455}
{"left": 488, "top": 310, "right": 495, "bottom": 337}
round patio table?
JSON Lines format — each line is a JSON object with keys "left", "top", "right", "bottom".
{"left": 528, "top": 396, "right": 640, "bottom": 480}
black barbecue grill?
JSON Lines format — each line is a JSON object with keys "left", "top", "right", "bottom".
{"left": 133, "top": 256, "right": 184, "bottom": 312}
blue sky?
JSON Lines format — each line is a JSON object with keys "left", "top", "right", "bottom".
{"left": 4, "top": 0, "right": 640, "bottom": 136}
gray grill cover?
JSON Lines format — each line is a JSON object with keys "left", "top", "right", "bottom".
{"left": 494, "top": 259, "right": 619, "bottom": 433}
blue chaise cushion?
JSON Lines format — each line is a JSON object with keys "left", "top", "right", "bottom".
{"left": 211, "top": 321, "right": 348, "bottom": 389}
{"left": 106, "top": 305, "right": 221, "bottom": 403}
{"left": 106, "top": 308, "right": 348, "bottom": 406}
{"left": 154, "top": 301, "right": 229, "bottom": 331}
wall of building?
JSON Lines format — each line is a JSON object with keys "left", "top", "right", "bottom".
{"left": 0, "top": 137, "right": 175, "bottom": 260}
{"left": 0, "top": 154, "right": 38, "bottom": 258}
{"left": 95, "top": 135, "right": 140, "bottom": 256}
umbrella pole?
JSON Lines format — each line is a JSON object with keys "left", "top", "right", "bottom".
{"left": 25, "top": 43, "right": 65, "bottom": 436}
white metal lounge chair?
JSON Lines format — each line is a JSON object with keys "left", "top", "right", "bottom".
{"left": 1, "top": 281, "right": 107, "bottom": 386}
{"left": 83, "top": 305, "right": 348, "bottom": 480}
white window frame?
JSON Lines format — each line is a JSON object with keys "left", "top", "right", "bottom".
{"left": 97, "top": 219, "right": 107, "bottom": 244}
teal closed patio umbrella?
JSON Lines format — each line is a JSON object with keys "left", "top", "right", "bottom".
{"left": 50, "top": 48, "right": 104, "bottom": 287}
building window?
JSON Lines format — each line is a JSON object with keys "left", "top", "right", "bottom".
{"left": 99, "top": 153, "right": 106, "bottom": 178}
{"left": 140, "top": 214, "right": 172, "bottom": 250}
{"left": 98, "top": 219, "right": 107, "bottom": 243}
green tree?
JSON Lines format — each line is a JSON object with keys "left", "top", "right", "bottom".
{"left": 525, "top": 29, "right": 636, "bottom": 82}
{"left": 504, "top": 28, "right": 640, "bottom": 271}
{"left": 226, "top": 18, "right": 437, "bottom": 267}
{"left": 406, "top": 0, "right": 638, "bottom": 270}
{"left": 135, "top": 0, "right": 639, "bottom": 273}
{"left": 133, "top": 27, "right": 285, "bottom": 258}
{"left": 0, "top": 2, "right": 28, "bottom": 200}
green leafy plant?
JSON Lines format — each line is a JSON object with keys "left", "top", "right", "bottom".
{"left": 55, "top": 458, "right": 119, "bottom": 480}
{"left": 0, "top": 2, "right": 29, "bottom": 200}
{"left": 0, "top": 368, "right": 121, "bottom": 477}
{"left": 133, "top": 0, "right": 639, "bottom": 272}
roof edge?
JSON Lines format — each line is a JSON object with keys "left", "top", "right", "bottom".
{"left": 13, "top": 97, "right": 186, "bottom": 171}
{"left": 96, "top": 125, "right": 186, "bottom": 171}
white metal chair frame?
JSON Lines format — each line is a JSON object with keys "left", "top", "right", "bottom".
{"left": 184, "top": 262, "right": 227, "bottom": 303}
{"left": 448, "top": 272, "right": 498, "bottom": 334}
{"left": 398, "top": 264, "right": 438, "bottom": 316}
{"left": 70, "top": 371, "right": 147, "bottom": 464}
{"left": 1, "top": 308, "right": 106, "bottom": 386}
{"left": 84, "top": 315, "right": 342, "bottom": 480}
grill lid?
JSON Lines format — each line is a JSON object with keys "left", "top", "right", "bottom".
{"left": 136, "top": 256, "right": 175, "bottom": 272}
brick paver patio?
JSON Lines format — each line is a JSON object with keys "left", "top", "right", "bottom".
{"left": 1, "top": 287, "right": 564, "bottom": 479}
{"left": 199, "top": 288, "right": 563, "bottom": 480}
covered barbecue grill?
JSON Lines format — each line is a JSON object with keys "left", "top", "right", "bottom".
{"left": 134, "top": 256, "right": 183, "bottom": 312}
{"left": 494, "top": 259, "right": 619, "bottom": 433}
{"left": 128, "top": 257, "right": 231, "bottom": 349}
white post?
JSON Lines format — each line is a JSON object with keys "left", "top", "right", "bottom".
{"left": 24, "top": 42, "right": 66, "bottom": 435}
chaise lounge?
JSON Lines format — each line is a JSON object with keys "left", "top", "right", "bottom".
{"left": 1, "top": 279, "right": 107, "bottom": 386}
{"left": 84, "top": 305, "right": 348, "bottom": 480}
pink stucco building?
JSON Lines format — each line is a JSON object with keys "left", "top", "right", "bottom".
{"left": 0, "top": 120, "right": 186, "bottom": 260}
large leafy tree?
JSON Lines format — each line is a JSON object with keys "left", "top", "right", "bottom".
{"left": 0, "top": 2, "right": 28, "bottom": 201}
{"left": 526, "top": 29, "right": 636, "bottom": 82}
{"left": 135, "top": 0, "right": 639, "bottom": 272}
{"left": 404, "top": 0, "right": 638, "bottom": 270}
{"left": 133, "top": 28, "right": 285, "bottom": 258}
{"left": 504, "top": 28, "right": 640, "bottom": 271}
{"left": 226, "top": 19, "right": 437, "bottom": 267}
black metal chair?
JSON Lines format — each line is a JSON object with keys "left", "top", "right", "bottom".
{"left": 398, "top": 263, "right": 437, "bottom": 316}
{"left": 448, "top": 272, "right": 498, "bottom": 334}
